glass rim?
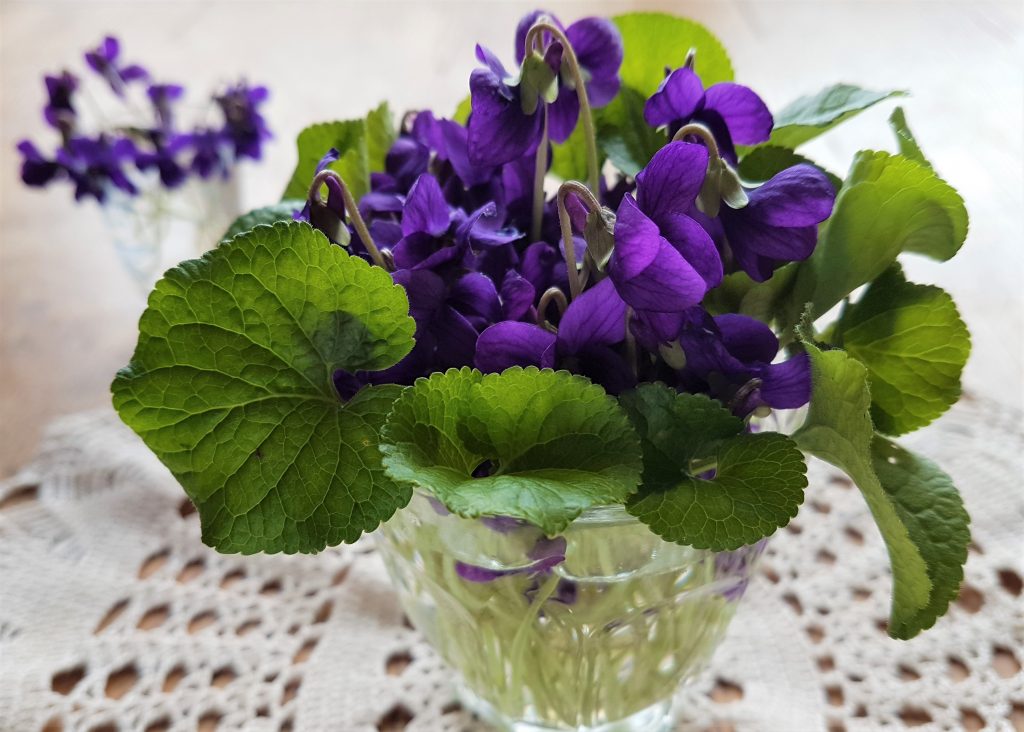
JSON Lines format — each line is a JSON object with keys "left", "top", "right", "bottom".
{"left": 412, "top": 489, "right": 639, "bottom": 529}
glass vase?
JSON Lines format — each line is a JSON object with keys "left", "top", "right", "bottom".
{"left": 376, "top": 492, "right": 765, "bottom": 732}
{"left": 102, "top": 172, "right": 241, "bottom": 294}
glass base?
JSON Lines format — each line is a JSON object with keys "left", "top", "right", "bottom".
{"left": 457, "top": 681, "right": 674, "bottom": 732}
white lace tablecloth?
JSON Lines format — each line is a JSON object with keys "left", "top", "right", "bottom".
{"left": 1, "top": 393, "right": 1022, "bottom": 732}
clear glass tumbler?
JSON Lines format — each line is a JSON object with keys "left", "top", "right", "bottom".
{"left": 377, "top": 492, "right": 764, "bottom": 732}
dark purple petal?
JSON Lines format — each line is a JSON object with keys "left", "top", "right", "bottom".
{"left": 527, "top": 536, "right": 567, "bottom": 569}
{"left": 439, "top": 119, "right": 494, "bottom": 188}
{"left": 393, "top": 269, "right": 446, "bottom": 322}
{"left": 475, "top": 321, "right": 557, "bottom": 373}
{"left": 558, "top": 277, "right": 626, "bottom": 354}
{"left": 703, "top": 83, "right": 773, "bottom": 145}
{"left": 573, "top": 344, "right": 635, "bottom": 395}
{"left": 449, "top": 272, "right": 501, "bottom": 327}
{"left": 722, "top": 210, "right": 818, "bottom": 263}
{"left": 520, "top": 240, "right": 567, "bottom": 294}
{"left": 500, "top": 270, "right": 536, "bottom": 321}
{"left": 475, "top": 44, "right": 511, "bottom": 80}
{"left": 402, "top": 173, "right": 450, "bottom": 237}
{"left": 610, "top": 195, "right": 707, "bottom": 311}
{"left": 456, "top": 562, "right": 510, "bottom": 583}
{"left": 631, "top": 310, "right": 688, "bottom": 349}
{"left": 481, "top": 515, "right": 525, "bottom": 533}
{"left": 394, "top": 233, "right": 467, "bottom": 271}
{"left": 547, "top": 88, "right": 580, "bottom": 143}
{"left": 385, "top": 137, "right": 430, "bottom": 191}
{"left": 714, "top": 314, "right": 779, "bottom": 364}
{"left": 746, "top": 164, "right": 836, "bottom": 228}
{"left": 433, "top": 305, "right": 480, "bottom": 369}
{"left": 657, "top": 212, "right": 723, "bottom": 289}
{"left": 644, "top": 67, "right": 705, "bottom": 128}
{"left": 468, "top": 68, "right": 543, "bottom": 168}
{"left": 636, "top": 141, "right": 709, "bottom": 223}
{"left": 16, "top": 141, "right": 62, "bottom": 186}
{"left": 457, "top": 202, "right": 522, "bottom": 248}
{"left": 758, "top": 353, "right": 811, "bottom": 409}
{"left": 514, "top": 10, "right": 565, "bottom": 65}
{"left": 566, "top": 17, "right": 623, "bottom": 106}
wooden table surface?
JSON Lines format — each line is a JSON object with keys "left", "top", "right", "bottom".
{"left": 2, "top": 0, "right": 1022, "bottom": 478}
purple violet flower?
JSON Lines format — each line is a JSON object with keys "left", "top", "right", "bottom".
{"left": 607, "top": 141, "right": 722, "bottom": 325}
{"left": 16, "top": 141, "right": 62, "bottom": 187}
{"left": 514, "top": 10, "right": 623, "bottom": 142}
{"left": 55, "top": 135, "right": 139, "bottom": 202}
{"left": 147, "top": 83, "right": 184, "bottom": 130}
{"left": 644, "top": 62, "right": 772, "bottom": 162}
{"left": 42, "top": 72, "right": 78, "bottom": 134}
{"left": 456, "top": 536, "right": 567, "bottom": 583}
{"left": 475, "top": 277, "right": 634, "bottom": 394}
{"left": 671, "top": 310, "right": 812, "bottom": 413}
{"left": 215, "top": 81, "right": 271, "bottom": 161}
{"left": 84, "top": 36, "right": 148, "bottom": 96}
{"left": 295, "top": 148, "right": 349, "bottom": 245}
{"left": 705, "top": 164, "right": 836, "bottom": 282}
{"left": 466, "top": 44, "right": 554, "bottom": 168}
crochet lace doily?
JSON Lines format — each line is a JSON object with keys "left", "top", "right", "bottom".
{"left": 1, "top": 393, "right": 1021, "bottom": 732}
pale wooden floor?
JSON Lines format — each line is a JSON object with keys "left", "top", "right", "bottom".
{"left": 2, "top": 0, "right": 1022, "bottom": 477}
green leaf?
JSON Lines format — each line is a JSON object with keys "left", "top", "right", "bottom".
{"left": 888, "top": 107, "right": 931, "bottom": 169}
{"left": 551, "top": 122, "right": 593, "bottom": 182}
{"left": 283, "top": 119, "right": 368, "bottom": 201}
{"left": 835, "top": 266, "right": 970, "bottom": 435}
{"left": 629, "top": 434, "right": 807, "bottom": 552}
{"left": 365, "top": 101, "right": 396, "bottom": 173}
{"left": 595, "top": 87, "right": 666, "bottom": 176}
{"left": 788, "top": 150, "right": 969, "bottom": 323}
{"left": 870, "top": 437, "right": 970, "bottom": 638}
{"left": 111, "top": 221, "right": 417, "bottom": 554}
{"left": 619, "top": 385, "right": 743, "bottom": 480}
{"left": 613, "top": 12, "right": 733, "bottom": 93}
{"left": 738, "top": 145, "right": 842, "bottom": 191}
{"left": 621, "top": 385, "right": 807, "bottom": 551}
{"left": 380, "top": 367, "right": 643, "bottom": 535}
{"left": 767, "top": 84, "right": 906, "bottom": 149}
{"left": 794, "top": 339, "right": 937, "bottom": 638}
{"left": 221, "top": 200, "right": 305, "bottom": 241}
{"left": 282, "top": 103, "right": 395, "bottom": 202}
{"left": 704, "top": 265, "right": 798, "bottom": 326}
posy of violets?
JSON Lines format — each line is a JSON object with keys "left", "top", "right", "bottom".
{"left": 16, "top": 35, "right": 270, "bottom": 203}
{"left": 112, "top": 11, "right": 971, "bottom": 641}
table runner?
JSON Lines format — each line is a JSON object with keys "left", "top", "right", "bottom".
{"left": 1, "top": 394, "right": 1021, "bottom": 731}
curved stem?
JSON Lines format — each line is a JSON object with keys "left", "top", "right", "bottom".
{"left": 309, "top": 170, "right": 388, "bottom": 270}
{"left": 671, "top": 122, "right": 721, "bottom": 161}
{"left": 555, "top": 182, "right": 601, "bottom": 300}
{"left": 536, "top": 286, "right": 568, "bottom": 330}
{"left": 531, "top": 106, "right": 549, "bottom": 243}
{"left": 525, "top": 20, "right": 601, "bottom": 195}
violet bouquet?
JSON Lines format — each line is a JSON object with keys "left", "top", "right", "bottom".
{"left": 111, "top": 11, "right": 970, "bottom": 727}
{"left": 16, "top": 35, "right": 271, "bottom": 286}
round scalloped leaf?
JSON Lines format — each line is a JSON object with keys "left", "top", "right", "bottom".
{"left": 380, "top": 367, "right": 643, "bottom": 535}
{"left": 112, "top": 221, "right": 415, "bottom": 554}
{"left": 627, "top": 432, "right": 807, "bottom": 551}
{"left": 837, "top": 266, "right": 969, "bottom": 435}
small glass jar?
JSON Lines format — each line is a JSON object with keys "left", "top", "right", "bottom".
{"left": 103, "top": 171, "right": 241, "bottom": 294}
{"left": 377, "top": 492, "right": 765, "bottom": 732}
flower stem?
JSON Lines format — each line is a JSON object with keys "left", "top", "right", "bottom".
{"left": 531, "top": 106, "right": 549, "bottom": 243}
{"left": 671, "top": 122, "right": 721, "bottom": 160}
{"left": 309, "top": 169, "right": 389, "bottom": 270}
{"left": 537, "top": 286, "right": 568, "bottom": 331}
{"left": 554, "top": 181, "right": 601, "bottom": 300}
{"left": 525, "top": 20, "right": 601, "bottom": 196}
